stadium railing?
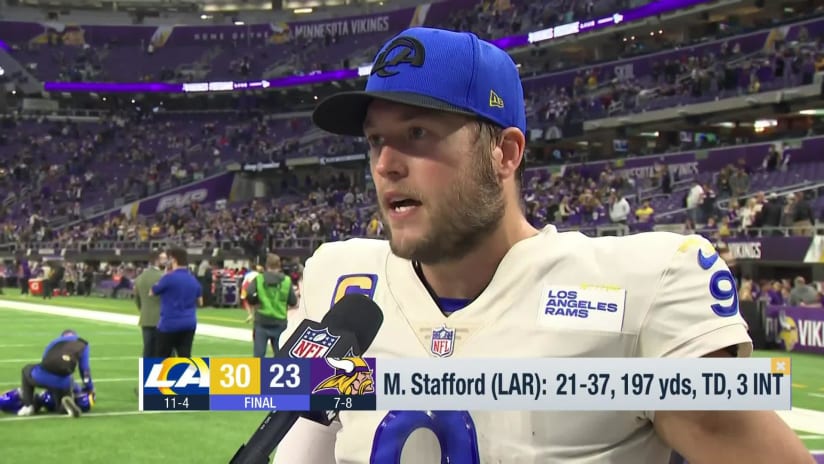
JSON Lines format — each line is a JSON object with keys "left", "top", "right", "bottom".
{"left": 3, "top": 224, "right": 822, "bottom": 255}
{"left": 715, "top": 181, "right": 824, "bottom": 211}
{"left": 656, "top": 181, "right": 824, "bottom": 221}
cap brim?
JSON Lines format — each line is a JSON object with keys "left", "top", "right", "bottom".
{"left": 312, "top": 91, "right": 476, "bottom": 136}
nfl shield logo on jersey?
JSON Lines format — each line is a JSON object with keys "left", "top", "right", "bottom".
{"left": 430, "top": 325, "right": 455, "bottom": 358}
{"left": 289, "top": 327, "right": 341, "bottom": 358}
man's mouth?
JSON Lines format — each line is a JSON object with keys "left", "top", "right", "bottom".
{"left": 388, "top": 198, "right": 422, "bottom": 213}
{"left": 385, "top": 193, "right": 423, "bottom": 214}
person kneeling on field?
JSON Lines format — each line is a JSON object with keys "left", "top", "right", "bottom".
{"left": 16, "top": 329, "right": 95, "bottom": 418}
{"left": 0, "top": 385, "right": 95, "bottom": 415}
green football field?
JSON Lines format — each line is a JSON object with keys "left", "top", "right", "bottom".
{"left": 0, "top": 291, "right": 822, "bottom": 463}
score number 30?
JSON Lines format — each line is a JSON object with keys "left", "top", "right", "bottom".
{"left": 218, "top": 363, "right": 302, "bottom": 389}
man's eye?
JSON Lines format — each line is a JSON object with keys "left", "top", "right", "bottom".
{"left": 409, "top": 127, "right": 426, "bottom": 139}
{"left": 367, "top": 135, "right": 383, "bottom": 147}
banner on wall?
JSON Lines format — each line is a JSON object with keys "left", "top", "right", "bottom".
{"left": 765, "top": 306, "right": 824, "bottom": 355}
{"left": 120, "top": 172, "right": 236, "bottom": 217}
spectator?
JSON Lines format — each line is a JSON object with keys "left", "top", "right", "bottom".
{"left": 110, "top": 269, "right": 132, "bottom": 299}
{"left": 763, "top": 146, "right": 781, "bottom": 172}
{"left": 754, "top": 193, "right": 784, "bottom": 235}
{"left": 738, "top": 280, "right": 755, "bottom": 302}
{"left": 685, "top": 181, "right": 705, "bottom": 223}
{"left": 729, "top": 167, "right": 750, "bottom": 199}
{"left": 789, "top": 192, "right": 815, "bottom": 236}
{"left": 196, "top": 259, "right": 214, "bottom": 307}
{"left": 788, "top": 277, "right": 821, "bottom": 307}
{"left": 635, "top": 199, "right": 654, "bottom": 222}
{"left": 150, "top": 247, "right": 202, "bottom": 358}
{"left": 608, "top": 192, "right": 631, "bottom": 224}
{"left": 41, "top": 261, "right": 64, "bottom": 299}
{"left": 17, "top": 259, "right": 31, "bottom": 296}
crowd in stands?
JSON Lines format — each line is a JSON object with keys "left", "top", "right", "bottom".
{"left": 2, "top": 173, "right": 380, "bottom": 253}
{"left": 538, "top": 24, "right": 824, "bottom": 127}
{"left": 0, "top": 1, "right": 823, "bottom": 252}
{"left": 2, "top": 133, "right": 822, "bottom": 255}
{"left": 740, "top": 275, "right": 824, "bottom": 307}
{"left": 3, "top": 0, "right": 824, "bottom": 224}
{"left": 0, "top": 110, "right": 322, "bottom": 228}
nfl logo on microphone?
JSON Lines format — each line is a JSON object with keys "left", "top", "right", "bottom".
{"left": 289, "top": 327, "right": 341, "bottom": 358}
{"left": 430, "top": 325, "right": 455, "bottom": 358}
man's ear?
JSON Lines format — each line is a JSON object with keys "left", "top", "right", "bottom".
{"left": 496, "top": 127, "right": 525, "bottom": 181}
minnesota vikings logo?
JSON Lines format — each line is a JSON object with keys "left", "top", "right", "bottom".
{"left": 778, "top": 312, "right": 799, "bottom": 352}
{"left": 312, "top": 357, "right": 375, "bottom": 395}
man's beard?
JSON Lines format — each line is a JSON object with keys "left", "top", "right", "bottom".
{"left": 381, "top": 158, "right": 505, "bottom": 265}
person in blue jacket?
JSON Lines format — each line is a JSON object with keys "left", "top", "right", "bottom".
{"left": 16, "top": 329, "right": 94, "bottom": 418}
{"left": 150, "top": 247, "right": 202, "bottom": 357}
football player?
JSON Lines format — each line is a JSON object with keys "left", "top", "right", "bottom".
{"left": 0, "top": 385, "right": 95, "bottom": 415}
{"left": 273, "top": 27, "right": 812, "bottom": 464}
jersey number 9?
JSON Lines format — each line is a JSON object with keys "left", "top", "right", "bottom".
{"left": 370, "top": 410, "right": 480, "bottom": 464}
{"left": 709, "top": 270, "right": 738, "bottom": 318}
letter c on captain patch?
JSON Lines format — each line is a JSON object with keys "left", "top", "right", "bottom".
{"left": 330, "top": 274, "right": 378, "bottom": 308}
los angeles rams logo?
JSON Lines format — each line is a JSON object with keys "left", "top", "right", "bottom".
{"left": 142, "top": 358, "right": 210, "bottom": 396}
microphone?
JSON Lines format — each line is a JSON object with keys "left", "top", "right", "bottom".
{"left": 229, "top": 294, "right": 384, "bottom": 464}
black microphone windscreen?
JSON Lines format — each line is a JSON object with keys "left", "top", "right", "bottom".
{"left": 321, "top": 294, "right": 384, "bottom": 354}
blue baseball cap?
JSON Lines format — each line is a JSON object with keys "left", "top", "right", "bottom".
{"left": 312, "top": 27, "right": 526, "bottom": 137}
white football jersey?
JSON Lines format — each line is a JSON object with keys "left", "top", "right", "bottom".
{"left": 281, "top": 225, "right": 753, "bottom": 464}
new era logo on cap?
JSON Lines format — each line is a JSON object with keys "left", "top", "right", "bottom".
{"left": 489, "top": 90, "right": 504, "bottom": 108}
{"left": 312, "top": 27, "right": 526, "bottom": 137}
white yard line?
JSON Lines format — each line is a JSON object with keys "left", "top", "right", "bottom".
{"left": 778, "top": 408, "right": 824, "bottom": 435}
{"left": 0, "top": 377, "right": 136, "bottom": 390}
{"left": 0, "top": 353, "right": 252, "bottom": 364}
{"left": 0, "top": 409, "right": 211, "bottom": 422}
{"left": 0, "top": 356, "right": 137, "bottom": 364}
{"left": 0, "top": 300, "right": 252, "bottom": 341}
{"left": 0, "top": 343, "right": 129, "bottom": 348}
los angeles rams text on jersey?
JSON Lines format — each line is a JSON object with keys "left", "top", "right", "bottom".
{"left": 544, "top": 289, "right": 619, "bottom": 319}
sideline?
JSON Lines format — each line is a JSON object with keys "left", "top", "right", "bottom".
{"left": 778, "top": 408, "right": 824, "bottom": 435}
{"left": 3, "top": 299, "right": 824, "bottom": 435}
{"left": 0, "top": 300, "right": 251, "bottom": 341}
{"left": 0, "top": 409, "right": 211, "bottom": 422}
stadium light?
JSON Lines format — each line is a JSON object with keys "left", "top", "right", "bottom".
{"left": 294, "top": 8, "right": 313, "bottom": 14}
